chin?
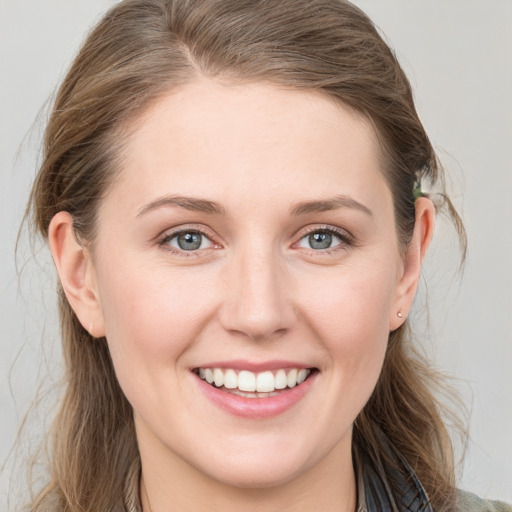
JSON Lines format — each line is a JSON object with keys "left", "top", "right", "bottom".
{"left": 208, "top": 463, "right": 304, "bottom": 490}
{"left": 192, "top": 447, "right": 316, "bottom": 490}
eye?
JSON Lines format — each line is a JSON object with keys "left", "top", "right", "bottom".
{"left": 296, "top": 227, "right": 350, "bottom": 251}
{"left": 162, "top": 230, "right": 214, "bottom": 252}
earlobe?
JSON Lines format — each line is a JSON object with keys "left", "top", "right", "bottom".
{"left": 389, "top": 198, "right": 435, "bottom": 331}
{"left": 48, "top": 211, "right": 106, "bottom": 337}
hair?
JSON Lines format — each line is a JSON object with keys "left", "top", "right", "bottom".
{"left": 26, "top": 0, "right": 466, "bottom": 510}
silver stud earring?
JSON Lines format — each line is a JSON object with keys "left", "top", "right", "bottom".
{"left": 397, "top": 312, "right": 403, "bottom": 318}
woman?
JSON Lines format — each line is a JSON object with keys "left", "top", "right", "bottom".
{"left": 20, "top": 0, "right": 511, "bottom": 510}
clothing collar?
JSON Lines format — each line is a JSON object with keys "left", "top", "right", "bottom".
{"left": 355, "top": 439, "right": 433, "bottom": 512}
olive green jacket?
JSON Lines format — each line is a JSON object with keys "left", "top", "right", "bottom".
{"left": 457, "top": 490, "right": 512, "bottom": 512}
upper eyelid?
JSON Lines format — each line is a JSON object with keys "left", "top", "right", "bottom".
{"left": 158, "top": 224, "right": 218, "bottom": 242}
{"left": 296, "top": 224, "right": 353, "bottom": 240}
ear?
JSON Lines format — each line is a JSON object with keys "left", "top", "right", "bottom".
{"left": 48, "top": 211, "right": 106, "bottom": 338}
{"left": 389, "top": 197, "right": 435, "bottom": 331}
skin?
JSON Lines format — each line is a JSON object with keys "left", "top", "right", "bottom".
{"left": 49, "top": 80, "right": 435, "bottom": 512}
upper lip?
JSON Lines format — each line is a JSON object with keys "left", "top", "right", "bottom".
{"left": 192, "top": 360, "right": 315, "bottom": 372}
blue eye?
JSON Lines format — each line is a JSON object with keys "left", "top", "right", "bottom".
{"left": 297, "top": 229, "right": 345, "bottom": 251}
{"left": 164, "top": 231, "right": 213, "bottom": 251}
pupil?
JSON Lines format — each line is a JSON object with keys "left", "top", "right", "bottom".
{"left": 178, "top": 232, "right": 202, "bottom": 250}
{"left": 309, "top": 232, "right": 332, "bottom": 250}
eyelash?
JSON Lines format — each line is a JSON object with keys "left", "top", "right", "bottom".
{"left": 296, "top": 225, "right": 355, "bottom": 254}
{"left": 157, "top": 225, "right": 354, "bottom": 257}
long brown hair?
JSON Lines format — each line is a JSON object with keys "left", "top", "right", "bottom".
{"left": 27, "top": 0, "right": 465, "bottom": 510}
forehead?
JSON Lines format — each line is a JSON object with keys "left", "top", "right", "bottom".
{"left": 105, "top": 79, "right": 390, "bottom": 219}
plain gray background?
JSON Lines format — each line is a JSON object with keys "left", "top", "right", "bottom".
{"left": 1, "top": 0, "right": 511, "bottom": 505}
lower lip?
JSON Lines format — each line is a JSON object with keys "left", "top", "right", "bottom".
{"left": 194, "top": 372, "right": 317, "bottom": 419}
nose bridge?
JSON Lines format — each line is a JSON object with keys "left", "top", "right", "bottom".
{"left": 220, "top": 238, "right": 294, "bottom": 341}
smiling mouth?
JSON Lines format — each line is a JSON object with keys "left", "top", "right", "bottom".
{"left": 193, "top": 367, "right": 317, "bottom": 398}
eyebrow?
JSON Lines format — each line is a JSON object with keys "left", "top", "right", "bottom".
{"left": 136, "top": 194, "right": 372, "bottom": 218}
{"left": 289, "top": 195, "right": 373, "bottom": 217}
{"left": 137, "top": 195, "right": 227, "bottom": 217}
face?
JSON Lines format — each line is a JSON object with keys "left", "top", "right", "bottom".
{"left": 87, "top": 80, "right": 413, "bottom": 488}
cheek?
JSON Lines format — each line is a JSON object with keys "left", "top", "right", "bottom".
{"left": 298, "top": 260, "right": 396, "bottom": 389}
{"left": 272, "top": 260, "right": 397, "bottom": 458}
{"left": 95, "top": 258, "right": 218, "bottom": 391}
{"left": 301, "top": 259, "right": 396, "bottom": 340}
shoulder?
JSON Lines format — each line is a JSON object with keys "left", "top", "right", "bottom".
{"left": 457, "top": 490, "right": 512, "bottom": 512}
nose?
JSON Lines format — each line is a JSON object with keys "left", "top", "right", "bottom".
{"left": 219, "top": 245, "right": 296, "bottom": 342}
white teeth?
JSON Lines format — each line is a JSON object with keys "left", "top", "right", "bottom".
{"left": 238, "top": 370, "right": 256, "bottom": 392}
{"left": 197, "top": 367, "right": 312, "bottom": 394}
{"left": 286, "top": 369, "right": 298, "bottom": 388}
{"left": 213, "top": 368, "right": 224, "bottom": 388}
{"left": 256, "top": 371, "right": 275, "bottom": 392}
{"left": 275, "top": 369, "right": 287, "bottom": 389}
{"left": 224, "top": 369, "right": 238, "bottom": 389}
{"left": 297, "top": 369, "right": 308, "bottom": 384}
{"left": 205, "top": 368, "right": 214, "bottom": 384}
